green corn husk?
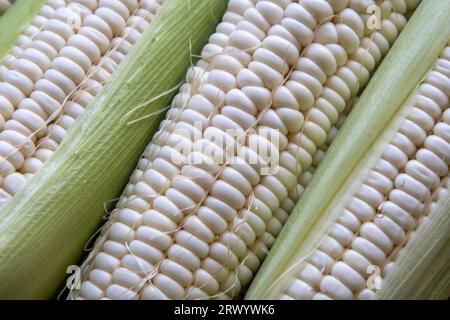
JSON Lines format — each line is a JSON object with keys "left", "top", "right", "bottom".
{"left": 0, "top": 0, "right": 228, "bottom": 299}
{"left": 246, "top": 0, "right": 450, "bottom": 300}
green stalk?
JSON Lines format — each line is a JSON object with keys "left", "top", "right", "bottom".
{"left": 0, "top": 0, "right": 46, "bottom": 60}
{"left": 0, "top": 0, "right": 227, "bottom": 299}
{"left": 376, "top": 196, "right": 450, "bottom": 300}
{"left": 246, "top": 0, "right": 450, "bottom": 300}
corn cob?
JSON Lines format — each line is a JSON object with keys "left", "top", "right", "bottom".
{"left": 0, "top": 0, "right": 166, "bottom": 206}
{"left": 10, "top": 0, "right": 164, "bottom": 188}
{"left": 382, "top": 176, "right": 449, "bottom": 280}
{"left": 376, "top": 177, "right": 449, "bottom": 297}
{"left": 246, "top": 0, "right": 449, "bottom": 299}
{"left": 69, "top": 0, "right": 419, "bottom": 300}
{"left": 0, "top": 0, "right": 227, "bottom": 299}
